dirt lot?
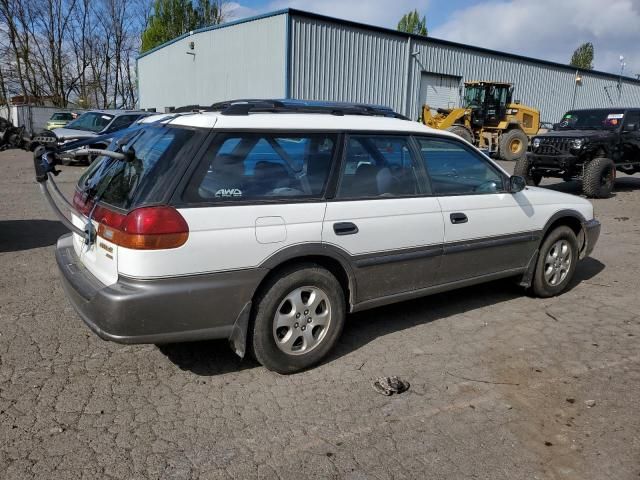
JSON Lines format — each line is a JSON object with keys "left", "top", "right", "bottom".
{"left": 0, "top": 148, "right": 639, "bottom": 480}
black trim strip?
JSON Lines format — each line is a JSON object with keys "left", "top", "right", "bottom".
{"left": 444, "top": 232, "right": 536, "bottom": 255}
{"left": 354, "top": 245, "right": 443, "bottom": 268}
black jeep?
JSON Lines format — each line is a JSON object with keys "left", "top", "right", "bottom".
{"left": 515, "top": 108, "right": 640, "bottom": 198}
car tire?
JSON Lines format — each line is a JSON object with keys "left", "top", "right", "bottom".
{"left": 513, "top": 156, "right": 542, "bottom": 186}
{"left": 532, "top": 226, "right": 579, "bottom": 298}
{"left": 446, "top": 125, "right": 474, "bottom": 143}
{"left": 582, "top": 157, "right": 615, "bottom": 198}
{"left": 250, "top": 264, "right": 346, "bottom": 374}
{"left": 499, "top": 129, "right": 529, "bottom": 161}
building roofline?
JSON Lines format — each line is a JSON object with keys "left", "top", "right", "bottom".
{"left": 137, "top": 7, "right": 639, "bottom": 85}
{"left": 136, "top": 9, "right": 290, "bottom": 60}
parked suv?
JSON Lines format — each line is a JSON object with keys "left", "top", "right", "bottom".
{"left": 35, "top": 100, "right": 600, "bottom": 374}
{"left": 515, "top": 108, "right": 640, "bottom": 198}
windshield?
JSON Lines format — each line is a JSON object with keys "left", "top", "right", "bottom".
{"left": 78, "top": 126, "right": 195, "bottom": 210}
{"left": 50, "top": 112, "right": 73, "bottom": 121}
{"left": 66, "top": 112, "right": 114, "bottom": 132}
{"left": 463, "top": 86, "right": 485, "bottom": 108}
{"left": 557, "top": 110, "right": 625, "bottom": 131}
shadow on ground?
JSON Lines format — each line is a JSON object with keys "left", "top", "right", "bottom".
{"left": 159, "top": 258, "right": 605, "bottom": 376}
{"left": 0, "top": 219, "right": 68, "bottom": 253}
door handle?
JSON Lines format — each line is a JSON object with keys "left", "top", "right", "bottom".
{"left": 450, "top": 212, "right": 468, "bottom": 224}
{"left": 333, "top": 222, "right": 359, "bottom": 236}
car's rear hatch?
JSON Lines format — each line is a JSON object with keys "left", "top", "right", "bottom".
{"left": 69, "top": 124, "right": 198, "bottom": 285}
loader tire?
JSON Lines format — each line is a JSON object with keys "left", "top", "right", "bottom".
{"left": 446, "top": 125, "right": 473, "bottom": 144}
{"left": 499, "top": 129, "right": 528, "bottom": 161}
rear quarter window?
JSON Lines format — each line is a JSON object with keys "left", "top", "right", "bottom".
{"left": 182, "top": 133, "right": 337, "bottom": 203}
{"left": 78, "top": 126, "right": 196, "bottom": 210}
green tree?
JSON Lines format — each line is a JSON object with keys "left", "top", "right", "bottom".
{"left": 141, "top": 0, "right": 225, "bottom": 53}
{"left": 397, "top": 9, "right": 428, "bottom": 36}
{"left": 570, "top": 42, "right": 594, "bottom": 70}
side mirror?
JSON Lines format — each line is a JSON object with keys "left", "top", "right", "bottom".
{"left": 509, "top": 175, "right": 526, "bottom": 193}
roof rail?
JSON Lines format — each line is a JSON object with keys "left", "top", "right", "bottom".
{"left": 203, "top": 99, "right": 409, "bottom": 119}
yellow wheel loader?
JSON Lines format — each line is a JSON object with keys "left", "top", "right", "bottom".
{"left": 421, "top": 81, "right": 540, "bottom": 160}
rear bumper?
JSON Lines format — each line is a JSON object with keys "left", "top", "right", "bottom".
{"left": 582, "top": 219, "right": 601, "bottom": 258}
{"left": 55, "top": 234, "right": 266, "bottom": 344}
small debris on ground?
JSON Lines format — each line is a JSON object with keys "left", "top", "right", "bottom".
{"left": 566, "top": 398, "right": 576, "bottom": 404}
{"left": 585, "top": 400, "right": 596, "bottom": 408}
{"left": 372, "top": 376, "right": 410, "bottom": 396}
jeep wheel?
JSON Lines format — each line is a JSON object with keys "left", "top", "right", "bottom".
{"left": 582, "top": 157, "right": 615, "bottom": 198}
{"left": 446, "top": 125, "right": 473, "bottom": 143}
{"left": 532, "top": 226, "right": 579, "bottom": 298}
{"left": 514, "top": 156, "right": 542, "bottom": 186}
{"left": 499, "top": 129, "right": 529, "bottom": 161}
{"left": 250, "top": 265, "right": 346, "bottom": 374}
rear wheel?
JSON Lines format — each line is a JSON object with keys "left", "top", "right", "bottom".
{"left": 446, "top": 125, "right": 473, "bottom": 144}
{"left": 532, "top": 226, "right": 579, "bottom": 298}
{"left": 499, "top": 129, "right": 529, "bottom": 161}
{"left": 250, "top": 265, "right": 346, "bottom": 374}
{"left": 582, "top": 157, "right": 615, "bottom": 198}
{"left": 513, "top": 156, "right": 542, "bottom": 186}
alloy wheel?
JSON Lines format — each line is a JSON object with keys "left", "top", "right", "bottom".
{"left": 272, "top": 286, "right": 332, "bottom": 355}
{"left": 543, "top": 240, "right": 572, "bottom": 286}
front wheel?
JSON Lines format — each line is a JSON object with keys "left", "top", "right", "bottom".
{"left": 250, "top": 265, "right": 346, "bottom": 374}
{"left": 514, "top": 156, "right": 542, "bottom": 186}
{"left": 532, "top": 226, "right": 579, "bottom": 298}
{"left": 582, "top": 157, "right": 615, "bottom": 198}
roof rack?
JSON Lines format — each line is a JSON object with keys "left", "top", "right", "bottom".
{"left": 203, "top": 99, "right": 409, "bottom": 119}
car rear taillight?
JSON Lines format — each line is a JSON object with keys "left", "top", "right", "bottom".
{"left": 73, "top": 190, "right": 188, "bottom": 249}
{"left": 97, "top": 206, "right": 189, "bottom": 250}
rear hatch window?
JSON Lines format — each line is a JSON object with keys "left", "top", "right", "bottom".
{"left": 77, "top": 125, "right": 195, "bottom": 210}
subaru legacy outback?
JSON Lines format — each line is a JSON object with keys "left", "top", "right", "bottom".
{"left": 35, "top": 100, "right": 600, "bottom": 374}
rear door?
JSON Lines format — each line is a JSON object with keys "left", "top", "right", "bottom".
{"left": 416, "top": 136, "right": 538, "bottom": 284}
{"left": 322, "top": 134, "right": 444, "bottom": 303}
{"left": 170, "top": 132, "right": 337, "bottom": 278}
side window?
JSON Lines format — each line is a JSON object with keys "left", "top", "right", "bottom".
{"left": 624, "top": 111, "right": 640, "bottom": 130}
{"left": 106, "top": 115, "right": 139, "bottom": 132}
{"left": 337, "top": 135, "right": 422, "bottom": 198}
{"left": 184, "top": 133, "right": 336, "bottom": 202}
{"left": 417, "top": 137, "right": 505, "bottom": 195}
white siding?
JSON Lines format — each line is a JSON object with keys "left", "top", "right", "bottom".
{"left": 138, "top": 13, "right": 288, "bottom": 111}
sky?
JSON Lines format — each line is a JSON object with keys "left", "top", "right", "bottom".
{"left": 223, "top": 0, "right": 640, "bottom": 78}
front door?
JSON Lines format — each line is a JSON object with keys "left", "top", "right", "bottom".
{"left": 415, "top": 136, "right": 538, "bottom": 284}
{"left": 621, "top": 110, "right": 640, "bottom": 165}
{"left": 323, "top": 134, "right": 444, "bottom": 303}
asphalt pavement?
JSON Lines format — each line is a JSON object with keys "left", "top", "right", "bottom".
{"left": 1, "top": 149, "right": 639, "bottom": 479}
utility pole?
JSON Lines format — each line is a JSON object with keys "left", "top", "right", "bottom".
{"left": 617, "top": 55, "right": 626, "bottom": 101}
{"left": 571, "top": 70, "right": 582, "bottom": 110}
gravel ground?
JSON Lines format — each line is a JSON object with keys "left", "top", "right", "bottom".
{"left": 1, "top": 149, "right": 639, "bottom": 480}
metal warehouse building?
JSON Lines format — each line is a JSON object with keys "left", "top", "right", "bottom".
{"left": 138, "top": 8, "right": 640, "bottom": 123}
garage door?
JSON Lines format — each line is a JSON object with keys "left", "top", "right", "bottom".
{"left": 419, "top": 73, "right": 461, "bottom": 110}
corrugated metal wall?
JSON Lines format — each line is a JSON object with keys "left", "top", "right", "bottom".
{"left": 290, "top": 15, "right": 640, "bottom": 123}
{"left": 138, "top": 13, "right": 288, "bottom": 111}
{"left": 290, "top": 17, "right": 409, "bottom": 113}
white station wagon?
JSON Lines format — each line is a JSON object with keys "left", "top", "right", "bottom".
{"left": 36, "top": 100, "right": 600, "bottom": 373}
